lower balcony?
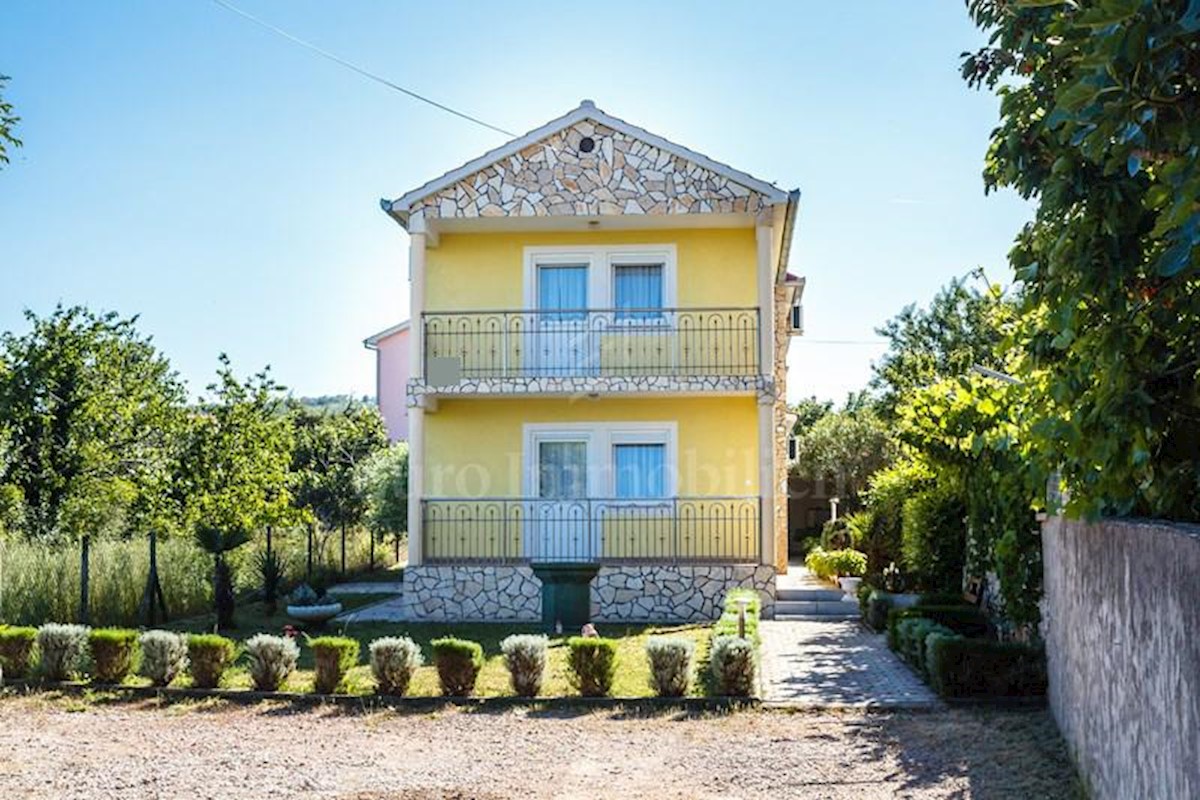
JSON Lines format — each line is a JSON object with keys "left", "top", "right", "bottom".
{"left": 421, "top": 496, "right": 761, "bottom": 565}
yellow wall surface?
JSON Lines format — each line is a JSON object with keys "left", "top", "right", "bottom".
{"left": 422, "top": 396, "right": 759, "bottom": 498}
{"left": 425, "top": 228, "right": 758, "bottom": 311}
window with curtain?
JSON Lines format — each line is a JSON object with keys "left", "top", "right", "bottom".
{"left": 537, "top": 265, "right": 588, "bottom": 321}
{"left": 613, "top": 443, "right": 667, "bottom": 498}
{"left": 538, "top": 441, "right": 588, "bottom": 499}
{"left": 613, "top": 264, "right": 664, "bottom": 321}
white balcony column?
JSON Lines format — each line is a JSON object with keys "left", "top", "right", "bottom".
{"left": 755, "top": 219, "right": 777, "bottom": 567}
{"left": 757, "top": 394, "right": 776, "bottom": 567}
{"left": 755, "top": 221, "right": 774, "bottom": 375}
{"left": 407, "top": 231, "right": 427, "bottom": 566}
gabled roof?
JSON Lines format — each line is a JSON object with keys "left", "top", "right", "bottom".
{"left": 362, "top": 319, "right": 410, "bottom": 349}
{"left": 381, "top": 100, "right": 792, "bottom": 226}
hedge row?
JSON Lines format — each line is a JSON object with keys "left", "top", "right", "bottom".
{"left": 882, "top": 606, "right": 1046, "bottom": 699}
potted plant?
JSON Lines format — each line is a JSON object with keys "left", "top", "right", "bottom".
{"left": 286, "top": 582, "right": 343, "bottom": 626}
{"left": 828, "top": 549, "right": 868, "bottom": 601}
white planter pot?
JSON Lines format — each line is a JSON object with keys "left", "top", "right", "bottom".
{"left": 837, "top": 577, "right": 863, "bottom": 603}
{"left": 286, "top": 602, "right": 343, "bottom": 625}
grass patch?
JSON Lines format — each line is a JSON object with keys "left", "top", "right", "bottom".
{"left": 165, "top": 601, "right": 710, "bottom": 697}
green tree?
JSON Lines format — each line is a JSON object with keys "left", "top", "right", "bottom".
{"left": 0, "top": 306, "right": 185, "bottom": 542}
{"left": 789, "top": 396, "right": 833, "bottom": 435}
{"left": 176, "top": 356, "right": 292, "bottom": 629}
{"left": 790, "top": 407, "right": 897, "bottom": 503}
{"left": 870, "top": 274, "right": 1011, "bottom": 418}
{"left": 963, "top": 1, "right": 1200, "bottom": 520}
{"left": 356, "top": 441, "right": 410, "bottom": 549}
{"left": 0, "top": 74, "right": 21, "bottom": 167}
{"left": 288, "top": 405, "right": 387, "bottom": 573}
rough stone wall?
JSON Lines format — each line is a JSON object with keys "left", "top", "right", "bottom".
{"left": 412, "top": 119, "right": 769, "bottom": 222}
{"left": 1042, "top": 516, "right": 1200, "bottom": 799}
{"left": 400, "top": 565, "right": 542, "bottom": 622}
{"left": 771, "top": 286, "right": 792, "bottom": 572}
{"left": 408, "top": 374, "right": 772, "bottom": 405}
{"left": 590, "top": 565, "right": 776, "bottom": 622}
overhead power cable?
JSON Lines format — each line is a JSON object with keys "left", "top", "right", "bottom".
{"left": 209, "top": 0, "right": 517, "bottom": 137}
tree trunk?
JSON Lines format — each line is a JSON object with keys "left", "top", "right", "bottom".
{"left": 306, "top": 524, "right": 314, "bottom": 580}
{"left": 214, "top": 555, "right": 235, "bottom": 630}
{"left": 79, "top": 535, "right": 90, "bottom": 625}
{"left": 139, "top": 531, "right": 168, "bottom": 625}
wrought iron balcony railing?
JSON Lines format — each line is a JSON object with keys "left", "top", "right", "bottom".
{"left": 422, "top": 496, "right": 761, "bottom": 565}
{"left": 421, "top": 307, "right": 759, "bottom": 381}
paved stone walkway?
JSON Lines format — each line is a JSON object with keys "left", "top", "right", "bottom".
{"left": 760, "top": 619, "right": 939, "bottom": 708}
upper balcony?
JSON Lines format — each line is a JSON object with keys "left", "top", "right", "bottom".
{"left": 411, "top": 306, "right": 769, "bottom": 399}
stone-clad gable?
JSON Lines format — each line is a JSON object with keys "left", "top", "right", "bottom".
{"left": 412, "top": 119, "right": 770, "bottom": 222}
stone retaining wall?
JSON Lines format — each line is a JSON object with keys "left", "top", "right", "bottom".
{"left": 590, "top": 565, "right": 776, "bottom": 622}
{"left": 400, "top": 565, "right": 542, "bottom": 622}
{"left": 401, "top": 563, "right": 778, "bottom": 623}
{"left": 1042, "top": 516, "right": 1200, "bottom": 799}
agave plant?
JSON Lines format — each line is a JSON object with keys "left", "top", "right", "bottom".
{"left": 195, "top": 525, "right": 253, "bottom": 630}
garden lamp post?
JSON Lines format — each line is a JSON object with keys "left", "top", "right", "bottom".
{"left": 736, "top": 595, "right": 751, "bottom": 639}
{"left": 830, "top": 497, "right": 840, "bottom": 522}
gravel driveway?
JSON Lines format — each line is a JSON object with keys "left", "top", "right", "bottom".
{"left": 0, "top": 694, "right": 1077, "bottom": 799}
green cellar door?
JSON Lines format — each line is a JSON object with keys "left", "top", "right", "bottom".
{"left": 532, "top": 565, "right": 599, "bottom": 630}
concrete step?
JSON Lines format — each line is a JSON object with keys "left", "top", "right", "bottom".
{"left": 774, "top": 599, "right": 860, "bottom": 617}
{"left": 777, "top": 587, "right": 846, "bottom": 602}
{"left": 774, "top": 613, "right": 861, "bottom": 622}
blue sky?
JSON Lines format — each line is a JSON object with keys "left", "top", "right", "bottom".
{"left": 0, "top": 1, "right": 1029, "bottom": 404}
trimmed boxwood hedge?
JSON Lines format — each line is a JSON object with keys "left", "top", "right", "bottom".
{"left": 887, "top": 604, "right": 989, "bottom": 648}
{"left": 925, "top": 635, "right": 1047, "bottom": 698}
{"left": 0, "top": 625, "right": 37, "bottom": 679}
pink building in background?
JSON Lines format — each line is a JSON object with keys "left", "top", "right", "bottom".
{"left": 363, "top": 320, "right": 410, "bottom": 441}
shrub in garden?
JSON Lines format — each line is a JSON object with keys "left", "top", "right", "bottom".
{"left": 138, "top": 630, "right": 189, "bottom": 687}
{"left": 820, "top": 517, "right": 853, "bottom": 550}
{"left": 430, "top": 637, "right": 483, "bottom": 697}
{"left": 310, "top": 635, "right": 360, "bottom": 694}
{"left": 88, "top": 628, "right": 139, "bottom": 683}
{"left": 805, "top": 547, "right": 867, "bottom": 581}
{"left": 244, "top": 633, "right": 300, "bottom": 692}
{"left": 36, "top": 623, "right": 90, "bottom": 681}
{"left": 0, "top": 626, "right": 37, "bottom": 679}
{"left": 925, "top": 635, "right": 1047, "bottom": 698}
{"left": 865, "top": 592, "right": 892, "bottom": 632}
{"left": 500, "top": 634, "right": 547, "bottom": 697}
{"left": 894, "top": 618, "right": 955, "bottom": 676}
{"left": 887, "top": 605, "right": 989, "bottom": 648}
{"left": 187, "top": 633, "right": 236, "bottom": 688}
{"left": 644, "top": 636, "right": 694, "bottom": 698}
{"left": 369, "top": 636, "right": 422, "bottom": 697}
{"left": 709, "top": 635, "right": 756, "bottom": 697}
{"left": 901, "top": 484, "right": 967, "bottom": 593}
{"left": 566, "top": 636, "right": 619, "bottom": 697}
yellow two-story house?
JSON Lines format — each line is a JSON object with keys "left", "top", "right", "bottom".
{"left": 380, "top": 101, "right": 802, "bottom": 624}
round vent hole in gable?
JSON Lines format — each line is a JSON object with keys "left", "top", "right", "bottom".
{"left": 579, "top": 136, "right": 596, "bottom": 153}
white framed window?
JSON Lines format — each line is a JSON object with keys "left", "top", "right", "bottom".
{"left": 523, "top": 244, "right": 677, "bottom": 313}
{"left": 522, "top": 421, "right": 677, "bottom": 498}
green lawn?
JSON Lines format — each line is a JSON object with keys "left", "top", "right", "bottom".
{"left": 163, "top": 600, "right": 713, "bottom": 698}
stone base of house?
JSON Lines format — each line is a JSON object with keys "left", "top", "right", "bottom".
{"left": 590, "top": 565, "right": 776, "bottom": 622}
{"left": 399, "top": 563, "right": 777, "bottom": 623}
{"left": 399, "top": 565, "right": 543, "bottom": 622}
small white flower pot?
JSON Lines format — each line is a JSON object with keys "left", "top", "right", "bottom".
{"left": 838, "top": 577, "right": 863, "bottom": 603}
{"left": 286, "top": 602, "right": 343, "bottom": 625}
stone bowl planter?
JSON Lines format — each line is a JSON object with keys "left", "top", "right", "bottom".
{"left": 837, "top": 576, "right": 863, "bottom": 603}
{"left": 286, "top": 602, "right": 343, "bottom": 626}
